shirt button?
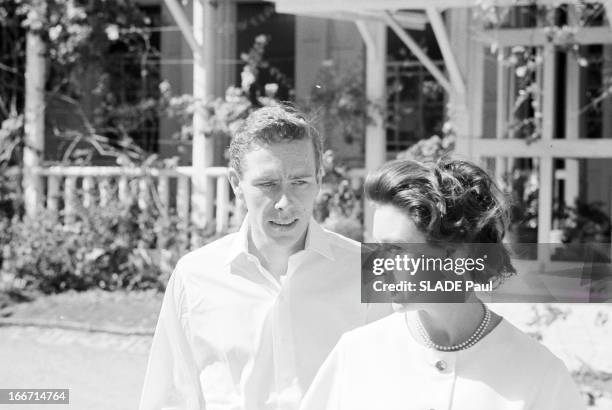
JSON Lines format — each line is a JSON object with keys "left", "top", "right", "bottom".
{"left": 434, "top": 360, "right": 447, "bottom": 372}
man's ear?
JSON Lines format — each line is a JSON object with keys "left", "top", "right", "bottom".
{"left": 228, "top": 168, "right": 243, "bottom": 198}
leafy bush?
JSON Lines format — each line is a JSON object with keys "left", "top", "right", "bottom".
{"left": 321, "top": 213, "right": 364, "bottom": 242}
{"left": 1, "top": 199, "right": 218, "bottom": 294}
{"left": 314, "top": 150, "right": 363, "bottom": 241}
{"left": 396, "top": 124, "right": 456, "bottom": 162}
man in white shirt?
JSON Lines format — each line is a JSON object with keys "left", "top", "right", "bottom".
{"left": 139, "top": 105, "right": 389, "bottom": 410}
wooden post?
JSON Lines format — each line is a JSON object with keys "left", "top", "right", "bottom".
{"left": 356, "top": 20, "right": 386, "bottom": 240}
{"left": 23, "top": 25, "right": 46, "bottom": 217}
{"left": 563, "top": 8, "right": 581, "bottom": 208}
{"left": 442, "top": 9, "right": 471, "bottom": 162}
{"left": 99, "top": 177, "right": 112, "bottom": 207}
{"left": 216, "top": 175, "right": 230, "bottom": 233}
{"left": 564, "top": 49, "right": 581, "bottom": 207}
{"left": 64, "top": 176, "right": 77, "bottom": 222}
{"left": 46, "top": 176, "right": 60, "bottom": 211}
{"left": 177, "top": 175, "right": 191, "bottom": 250}
{"left": 177, "top": 175, "right": 190, "bottom": 222}
{"left": 118, "top": 175, "right": 130, "bottom": 205}
{"left": 138, "top": 178, "right": 149, "bottom": 211}
{"left": 538, "top": 45, "right": 556, "bottom": 265}
{"left": 82, "top": 176, "right": 94, "bottom": 208}
{"left": 465, "top": 16, "right": 485, "bottom": 160}
{"left": 191, "top": 0, "right": 216, "bottom": 230}
{"left": 495, "top": 47, "right": 509, "bottom": 186}
{"left": 158, "top": 175, "right": 170, "bottom": 216}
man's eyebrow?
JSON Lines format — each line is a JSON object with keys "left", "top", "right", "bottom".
{"left": 289, "top": 173, "right": 316, "bottom": 179}
{"left": 251, "top": 175, "right": 278, "bottom": 182}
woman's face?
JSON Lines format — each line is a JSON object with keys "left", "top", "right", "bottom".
{"left": 372, "top": 204, "right": 453, "bottom": 311}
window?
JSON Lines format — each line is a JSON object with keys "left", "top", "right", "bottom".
{"left": 236, "top": 2, "right": 295, "bottom": 101}
{"left": 385, "top": 24, "right": 445, "bottom": 158}
{"left": 105, "top": 5, "right": 161, "bottom": 153}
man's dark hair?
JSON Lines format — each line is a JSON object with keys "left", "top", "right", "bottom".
{"left": 228, "top": 105, "right": 323, "bottom": 177}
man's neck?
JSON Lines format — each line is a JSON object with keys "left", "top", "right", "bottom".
{"left": 247, "top": 230, "right": 307, "bottom": 280}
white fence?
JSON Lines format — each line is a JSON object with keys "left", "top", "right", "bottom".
{"left": 3, "top": 166, "right": 367, "bottom": 234}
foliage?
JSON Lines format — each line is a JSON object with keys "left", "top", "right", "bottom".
{"left": 314, "top": 150, "right": 363, "bottom": 241}
{"left": 306, "top": 60, "right": 370, "bottom": 144}
{"left": 158, "top": 34, "right": 282, "bottom": 145}
{"left": 396, "top": 122, "right": 456, "bottom": 162}
{"left": 474, "top": 2, "right": 609, "bottom": 142}
{"left": 6, "top": 0, "right": 151, "bottom": 90}
{"left": 1, "top": 198, "right": 218, "bottom": 294}
{"left": 0, "top": 108, "right": 23, "bottom": 166}
{"left": 559, "top": 200, "right": 611, "bottom": 244}
{"left": 0, "top": 0, "right": 169, "bottom": 166}
{"left": 507, "top": 167, "right": 539, "bottom": 231}
{"left": 321, "top": 213, "right": 364, "bottom": 242}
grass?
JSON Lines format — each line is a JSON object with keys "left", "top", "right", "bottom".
{"left": 0, "top": 289, "right": 163, "bottom": 331}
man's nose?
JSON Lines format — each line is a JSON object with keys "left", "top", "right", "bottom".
{"left": 274, "top": 190, "right": 293, "bottom": 211}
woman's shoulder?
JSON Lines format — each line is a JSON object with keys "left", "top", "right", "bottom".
{"left": 482, "top": 318, "right": 568, "bottom": 370}
{"left": 338, "top": 312, "right": 407, "bottom": 350}
{"left": 490, "top": 319, "right": 584, "bottom": 408}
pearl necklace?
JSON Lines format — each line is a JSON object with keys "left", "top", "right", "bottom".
{"left": 413, "top": 304, "right": 491, "bottom": 351}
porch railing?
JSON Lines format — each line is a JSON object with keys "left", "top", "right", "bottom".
{"left": 3, "top": 166, "right": 367, "bottom": 234}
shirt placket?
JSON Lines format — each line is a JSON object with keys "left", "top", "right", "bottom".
{"left": 422, "top": 349, "right": 457, "bottom": 410}
{"left": 271, "top": 259, "right": 303, "bottom": 409}
{"left": 245, "top": 253, "right": 300, "bottom": 409}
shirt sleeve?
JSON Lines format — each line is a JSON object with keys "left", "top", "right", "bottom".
{"left": 528, "top": 358, "right": 585, "bottom": 410}
{"left": 299, "top": 335, "right": 346, "bottom": 410}
{"left": 139, "top": 263, "right": 205, "bottom": 410}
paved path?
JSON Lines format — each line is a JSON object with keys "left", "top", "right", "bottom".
{"left": 0, "top": 326, "right": 151, "bottom": 410}
{"left": 2, "top": 304, "right": 611, "bottom": 409}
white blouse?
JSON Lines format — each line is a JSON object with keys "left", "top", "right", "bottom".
{"left": 300, "top": 312, "right": 585, "bottom": 410}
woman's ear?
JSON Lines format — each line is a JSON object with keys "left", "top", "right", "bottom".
{"left": 228, "top": 168, "right": 243, "bottom": 198}
{"left": 446, "top": 244, "right": 469, "bottom": 259}
{"left": 445, "top": 247, "right": 456, "bottom": 258}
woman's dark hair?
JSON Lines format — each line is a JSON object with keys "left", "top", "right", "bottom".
{"left": 365, "top": 158, "right": 516, "bottom": 285}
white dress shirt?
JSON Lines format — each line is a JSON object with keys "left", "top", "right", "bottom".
{"left": 139, "top": 218, "right": 390, "bottom": 410}
{"left": 300, "top": 312, "right": 585, "bottom": 410}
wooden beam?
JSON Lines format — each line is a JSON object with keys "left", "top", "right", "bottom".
{"left": 191, "top": 0, "right": 216, "bottom": 229}
{"left": 564, "top": 8, "right": 581, "bottom": 207}
{"left": 425, "top": 7, "right": 466, "bottom": 98}
{"left": 23, "top": 29, "right": 46, "bottom": 217}
{"left": 355, "top": 19, "right": 386, "bottom": 239}
{"left": 462, "top": 19, "right": 485, "bottom": 159}
{"left": 294, "top": 10, "right": 428, "bottom": 30}
{"left": 382, "top": 11, "right": 453, "bottom": 94}
{"left": 444, "top": 9, "right": 471, "bottom": 160}
{"left": 537, "top": 44, "right": 556, "bottom": 249}
{"left": 476, "top": 27, "right": 612, "bottom": 47}
{"left": 274, "top": 0, "right": 589, "bottom": 13}
{"left": 493, "top": 48, "right": 508, "bottom": 186}
{"left": 604, "top": 1, "right": 612, "bottom": 30}
{"left": 472, "top": 139, "right": 612, "bottom": 158}
{"left": 163, "top": 0, "right": 202, "bottom": 58}
{"left": 541, "top": 45, "right": 556, "bottom": 142}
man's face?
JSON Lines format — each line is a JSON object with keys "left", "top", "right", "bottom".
{"left": 229, "top": 139, "right": 320, "bottom": 251}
